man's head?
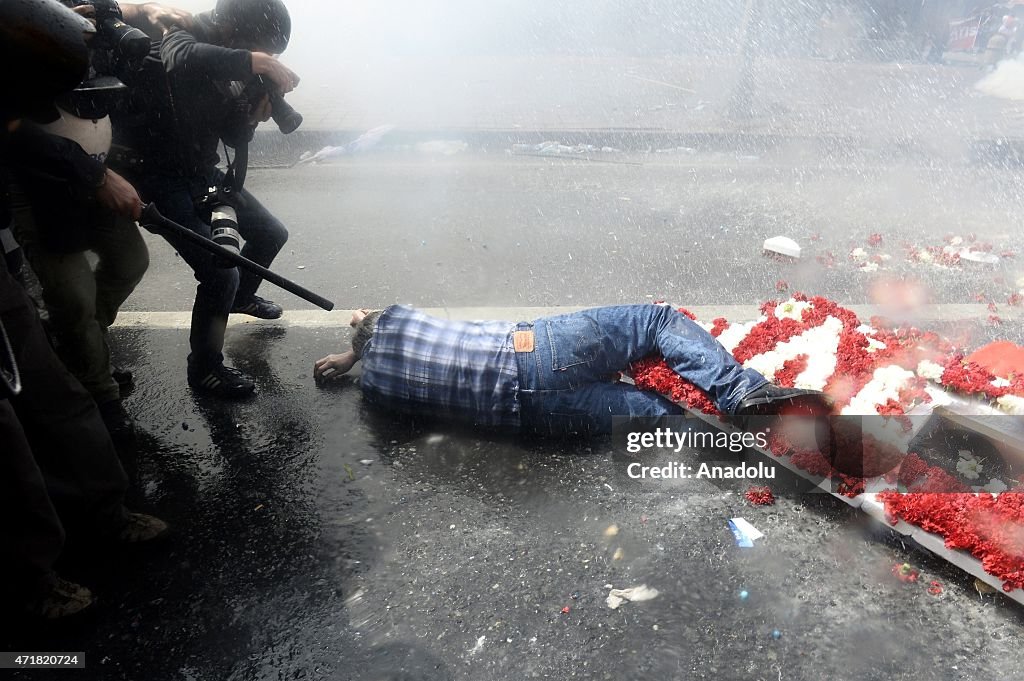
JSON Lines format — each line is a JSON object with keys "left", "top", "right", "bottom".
{"left": 350, "top": 308, "right": 382, "bottom": 359}
{"left": 213, "top": 0, "right": 291, "bottom": 53}
{"left": 0, "top": 0, "right": 93, "bottom": 127}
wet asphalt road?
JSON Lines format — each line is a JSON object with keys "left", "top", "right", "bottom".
{"left": 4, "top": 153, "right": 1024, "bottom": 680}
{"left": 3, "top": 326, "right": 1024, "bottom": 681}
{"left": 126, "top": 152, "right": 1024, "bottom": 313}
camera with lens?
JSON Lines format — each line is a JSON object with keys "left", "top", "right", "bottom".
{"left": 195, "top": 187, "right": 243, "bottom": 268}
{"left": 54, "top": 1, "right": 150, "bottom": 120}
{"left": 245, "top": 74, "right": 303, "bottom": 135}
{"left": 73, "top": 0, "right": 150, "bottom": 62}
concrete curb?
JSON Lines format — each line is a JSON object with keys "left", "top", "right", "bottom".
{"left": 251, "top": 128, "right": 1024, "bottom": 166}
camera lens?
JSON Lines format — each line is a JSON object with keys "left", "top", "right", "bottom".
{"left": 270, "top": 93, "right": 302, "bottom": 134}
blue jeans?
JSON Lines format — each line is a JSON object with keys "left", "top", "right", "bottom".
{"left": 136, "top": 171, "right": 288, "bottom": 372}
{"left": 515, "top": 305, "right": 768, "bottom": 436}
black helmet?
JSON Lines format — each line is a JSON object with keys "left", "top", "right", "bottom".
{"left": 215, "top": 0, "right": 291, "bottom": 53}
{"left": 0, "top": 0, "right": 93, "bottom": 121}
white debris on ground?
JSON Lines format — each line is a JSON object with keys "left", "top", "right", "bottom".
{"left": 763, "top": 235, "right": 801, "bottom": 258}
{"left": 510, "top": 141, "right": 621, "bottom": 155}
{"left": 468, "top": 635, "right": 486, "bottom": 655}
{"left": 297, "top": 124, "right": 396, "bottom": 164}
{"left": 605, "top": 584, "right": 660, "bottom": 610}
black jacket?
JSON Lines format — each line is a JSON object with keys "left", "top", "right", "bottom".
{"left": 114, "top": 12, "right": 255, "bottom": 179}
{"left": 6, "top": 125, "right": 108, "bottom": 253}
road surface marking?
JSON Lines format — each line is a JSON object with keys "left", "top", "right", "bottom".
{"left": 112, "top": 304, "right": 1019, "bottom": 329}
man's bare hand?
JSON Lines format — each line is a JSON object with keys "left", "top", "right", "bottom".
{"left": 314, "top": 351, "right": 357, "bottom": 384}
{"left": 95, "top": 169, "right": 143, "bottom": 220}
{"left": 251, "top": 52, "right": 300, "bottom": 93}
{"left": 249, "top": 94, "right": 273, "bottom": 125}
{"left": 70, "top": 3, "right": 97, "bottom": 27}
{"left": 121, "top": 3, "right": 194, "bottom": 40}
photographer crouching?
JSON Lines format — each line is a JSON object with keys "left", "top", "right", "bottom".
{"left": 113, "top": 0, "right": 300, "bottom": 398}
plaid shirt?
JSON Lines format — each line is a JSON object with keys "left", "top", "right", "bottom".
{"left": 360, "top": 306, "right": 521, "bottom": 428}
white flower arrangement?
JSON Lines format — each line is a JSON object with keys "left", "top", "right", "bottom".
{"left": 841, "top": 365, "right": 915, "bottom": 416}
{"left": 916, "top": 360, "right": 945, "bottom": 382}
{"left": 793, "top": 317, "right": 844, "bottom": 391}
{"left": 850, "top": 247, "right": 868, "bottom": 262}
{"left": 956, "top": 452, "right": 982, "bottom": 480}
{"left": 717, "top": 318, "right": 762, "bottom": 354}
{"left": 996, "top": 394, "right": 1024, "bottom": 415}
{"left": 741, "top": 316, "right": 843, "bottom": 389}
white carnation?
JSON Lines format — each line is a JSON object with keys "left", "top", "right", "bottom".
{"left": 742, "top": 315, "right": 841, "bottom": 384}
{"left": 956, "top": 454, "right": 982, "bottom": 480}
{"left": 982, "top": 478, "right": 1008, "bottom": 494}
{"left": 916, "top": 360, "right": 945, "bottom": 382}
{"left": 996, "top": 394, "right": 1024, "bottom": 415}
{"left": 850, "top": 247, "right": 868, "bottom": 261}
{"left": 718, "top": 318, "right": 762, "bottom": 354}
{"left": 774, "top": 300, "right": 813, "bottom": 322}
{"left": 866, "top": 337, "right": 887, "bottom": 353}
{"left": 842, "top": 365, "right": 915, "bottom": 415}
{"left": 793, "top": 317, "right": 844, "bottom": 391}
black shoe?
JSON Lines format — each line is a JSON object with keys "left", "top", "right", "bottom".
{"left": 734, "top": 384, "right": 833, "bottom": 418}
{"left": 112, "top": 367, "right": 135, "bottom": 397}
{"left": 111, "top": 367, "right": 134, "bottom": 389}
{"left": 188, "top": 364, "right": 256, "bottom": 399}
{"left": 117, "top": 511, "right": 171, "bottom": 544}
{"left": 26, "top": 577, "right": 95, "bottom": 620}
{"left": 98, "top": 398, "right": 136, "bottom": 442}
{"left": 231, "top": 295, "right": 283, "bottom": 320}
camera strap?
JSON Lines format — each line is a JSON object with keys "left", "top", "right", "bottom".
{"left": 222, "top": 139, "right": 248, "bottom": 194}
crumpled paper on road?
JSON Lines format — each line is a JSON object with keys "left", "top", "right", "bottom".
{"left": 605, "top": 584, "right": 660, "bottom": 609}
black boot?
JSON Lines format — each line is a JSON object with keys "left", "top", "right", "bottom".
{"left": 734, "top": 384, "right": 832, "bottom": 417}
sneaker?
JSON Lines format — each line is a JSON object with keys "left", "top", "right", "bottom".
{"left": 188, "top": 364, "right": 256, "bottom": 398}
{"left": 118, "top": 511, "right": 170, "bottom": 544}
{"left": 231, "top": 295, "right": 283, "bottom": 319}
{"left": 29, "top": 577, "right": 95, "bottom": 620}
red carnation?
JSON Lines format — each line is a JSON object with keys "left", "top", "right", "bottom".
{"left": 745, "top": 486, "right": 775, "bottom": 506}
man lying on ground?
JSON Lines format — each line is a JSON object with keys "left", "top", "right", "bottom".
{"left": 313, "top": 305, "right": 831, "bottom": 436}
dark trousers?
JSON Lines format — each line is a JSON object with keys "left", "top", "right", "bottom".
{"left": 0, "top": 264, "right": 127, "bottom": 606}
{"left": 10, "top": 184, "right": 149, "bottom": 404}
{"left": 136, "top": 170, "right": 288, "bottom": 372}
